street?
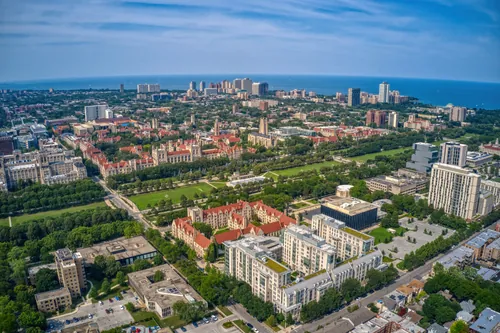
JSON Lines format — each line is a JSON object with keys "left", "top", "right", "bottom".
{"left": 228, "top": 304, "right": 272, "bottom": 333}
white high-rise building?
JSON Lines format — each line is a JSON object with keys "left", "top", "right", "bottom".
{"left": 439, "top": 142, "right": 468, "bottom": 167}
{"left": 378, "top": 82, "right": 390, "bottom": 103}
{"left": 84, "top": 105, "right": 108, "bottom": 122}
{"left": 199, "top": 81, "right": 206, "bottom": 92}
{"left": 241, "top": 78, "right": 253, "bottom": 92}
{"left": 282, "top": 225, "right": 336, "bottom": 275}
{"left": 428, "top": 163, "right": 481, "bottom": 220}
{"left": 388, "top": 111, "right": 399, "bottom": 128}
{"left": 189, "top": 81, "right": 196, "bottom": 91}
{"left": 137, "top": 84, "right": 160, "bottom": 93}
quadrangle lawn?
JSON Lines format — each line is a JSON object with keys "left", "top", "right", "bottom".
{"left": 369, "top": 226, "right": 407, "bottom": 244}
{"left": 0, "top": 201, "right": 106, "bottom": 227}
{"left": 272, "top": 161, "right": 341, "bottom": 177}
{"left": 348, "top": 147, "right": 412, "bottom": 162}
{"left": 128, "top": 183, "right": 214, "bottom": 210}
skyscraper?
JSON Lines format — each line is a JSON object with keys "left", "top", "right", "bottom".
{"left": 428, "top": 163, "right": 481, "bottom": 220}
{"left": 388, "top": 111, "right": 399, "bottom": 128}
{"left": 252, "top": 82, "right": 269, "bottom": 96}
{"left": 439, "top": 142, "right": 468, "bottom": 167}
{"left": 241, "top": 78, "right": 253, "bottom": 92}
{"left": 378, "top": 82, "right": 390, "bottom": 103}
{"left": 366, "top": 110, "right": 386, "bottom": 127}
{"left": 189, "top": 81, "right": 196, "bottom": 91}
{"left": 450, "top": 107, "right": 467, "bottom": 122}
{"left": 232, "top": 104, "right": 239, "bottom": 114}
{"left": 84, "top": 105, "right": 108, "bottom": 122}
{"left": 233, "top": 78, "right": 243, "bottom": 90}
{"left": 199, "top": 81, "right": 206, "bottom": 92}
{"left": 191, "top": 114, "right": 196, "bottom": 125}
{"left": 120, "top": 84, "right": 124, "bottom": 94}
{"left": 347, "top": 88, "right": 360, "bottom": 107}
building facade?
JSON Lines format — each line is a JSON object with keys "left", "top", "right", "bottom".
{"left": 378, "top": 82, "right": 390, "bottom": 103}
{"left": 319, "top": 197, "right": 378, "bottom": 231}
{"left": 348, "top": 88, "right": 361, "bottom": 107}
{"left": 405, "top": 142, "right": 439, "bottom": 173}
{"left": 55, "top": 248, "right": 87, "bottom": 298}
{"left": 35, "top": 287, "right": 72, "bottom": 313}
{"left": 439, "top": 142, "right": 467, "bottom": 167}
{"left": 311, "top": 214, "right": 374, "bottom": 261}
{"left": 388, "top": 111, "right": 399, "bottom": 128}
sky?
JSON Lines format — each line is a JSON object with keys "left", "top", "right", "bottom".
{"left": 0, "top": 0, "right": 499, "bottom": 83}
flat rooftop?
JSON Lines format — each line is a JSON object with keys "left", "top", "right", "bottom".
{"left": 35, "top": 287, "right": 71, "bottom": 302}
{"left": 322, "top": 196, "right": 377, "bottom": 215}
{"left": 77, "top": 236, "right": 157, "bottom": 264}
{"left": 128, "top": 264, "right": 204, "bottom": 309}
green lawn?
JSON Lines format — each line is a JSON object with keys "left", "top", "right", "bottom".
{"left": 219, "top": 306, "right": 232, "bottom": 316}
{"left": 128, "top": 183, "right": 214, "bottom": 210}
{"left": 160, "top": 315, "right": 187, "bottom": 329}
{"left": 291, "top": 202, "right": 309, "bottom": 209}
{"left": 369, "top": 226, "right": 407, "bottom": 244}
{"left": 0, "top": 201, "right": 106, "bottom": 227}
{"left": 349, "top": 147, "right": 412, "bottom": 162}
{"left": 234, "top": 320, "right": 252, "bottom": 333}
{"left": 273, "top": 161, "right": 340, "bottom": 177}
{"left": 209, "top": 182, "right": 227, "bottom": 189}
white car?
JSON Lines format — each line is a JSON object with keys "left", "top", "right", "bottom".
{"left": 99, "top": 301, "right": 103, "bottom": 305}
{"left": 120, "top": 305, "right": 124, "bottom": 310}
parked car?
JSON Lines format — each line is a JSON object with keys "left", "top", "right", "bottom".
{"left": 193, "top": 322, "right": 198, "bottom": 328}
{"left": 105, "top": 309, "right": 110, "bottom": 314}
{"left": 203, "top": 318, "right": 209, "bottom": 324}
{"left": 99, "top": 300, "right": 103, "bottom": 305}
{"left": 109, "top": 298, "right": 113, "bottom": 303}
{"left": 246, "top": 323, "right": 254, "bottom": 329}
{"left": 115, "top": 296, "right": 120, "bottom": 301}
{"left": 65, "top": 320, "right": 71, "bottom": 325}
{"left": 180, "top": 327, "right": 187, "bottom": 332}
{"left": 120, "top": 305, "right": 125, "bottom": 310}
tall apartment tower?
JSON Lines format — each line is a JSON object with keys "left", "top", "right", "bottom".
{"left": 199, "top": 81, "right": 206, "bottom": 92}
{"left": 347, "top": 88, "right": 360, "bottom": 107}
{"left": 151, "top": 118, "right": 159, "bottom": 129}
{"left": 366, "top": 110, "right": 386, "bottom": 127}
{"left": 232, "top": 104, "right": 239, "bottom": 114}
{"left": 189, "top": 81, "right": 197, "bottom": 91}
{"left": 450, "top": 107, "right": 467, "bottom": 122}
{"left": 84, "top": 105, "right": 108, "bottom": 122}
{"left": 259, "top": 117, "right": 268, "bottom": 135}
{"left": 233, "top": 78, "right": 243, "bottom": 90}
{"left": 241, "top": 78, "right": 253, "bottom": 92}
{"left": 439, "top": 142, "right": 468, "bottom": 167}
{"left": 120, "top": 84, "right": 124, "bottom": 94}
{"left": 429, "top": 163, "right": 481, "bottom": 220}
{"left": 388, "top": 111, "right": 399, "bottom": 128}
{"left": 252, "top": 82, "right": 269, "bottom": 96}
{"left": 190, "top": 114, "right": 196, "bottom": 125}
{"left": 378, "top": 82, "right": 390, "bottom": 103}
{"left": 55, "top": 248, "right": 86, "bottom": 297}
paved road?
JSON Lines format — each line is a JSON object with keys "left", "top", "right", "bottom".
{"left": 292, "top": 226, "right": 492, "bottom": 333}
{"left": 229, "top": 304, "right": 272, "bottom": 333}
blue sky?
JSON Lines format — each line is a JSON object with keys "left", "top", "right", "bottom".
{"left": 0, "top": 0, "right": 499, "bottom": 82}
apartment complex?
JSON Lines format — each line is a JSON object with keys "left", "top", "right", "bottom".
{"left": 311, "top": 214, "right": 374, "bottom": 261}
{"left": 55, "top": 248, "right": 86, "bottom": 298}
{"left": 128, "top": 264, "right": 205, "bottom": 318}
{"left": 449, "top": 106, "right": 467, "bottom": 122}
{"left": 428, "top": 163, "right": 485, "bottom": 220}
{"left": 281, "top": 225, "right": 336, "bottom": 275}
{"left": 319, "top": 197, "right": 378, "bottom": 230}
{"left": 329, "top": 250, "right": 383, "bottom": 289}
{"left": 481, "top": 180, "right": 500, "bottom": 206}
{"left": 388, "top": 111, "right": 399, "bottom": 128}
{"left": 378, "top": 82, "right": 390, "bottom": 103}
{"left": 348, "top": 88, "right": 361, "bottom": 107}
{"left": 137, "top": 83, "right": 160, "bottom": 93}
{"left": 405, "top": 142, "right": 439, "bottom": 173}
{"left": 35, "top": 287, "right": 72, "bottom": 313}
{"left": 84, "top": 105, "right": 113, "bottom": 122}
{"left": 224, "top": 237, "right": 290, "bottom": 304}
{"left": 365, "top": 170, "right": 428, "bottom": 195}
{"left": 0, "top": 139, "right": 87, "bottom": 190}
{"left": 77, "top": 236, "right": 158, "bottom": 266}
{"left": 365, "top": 110, "right": 387, "bottom": 127}
{"left": 439, "top": 142, "right": 467, "bottom": 167}
{"left": 464, "top": 230, "right": 500, "bottom": 263}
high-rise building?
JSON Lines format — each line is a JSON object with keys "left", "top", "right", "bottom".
{"left": 232, "top": 104, "right": 239, "bottom": 114}
{"left": 190, "top": 114, "right": 196, "bottom": 125}
{"left": 120, "top": 84, "right": 124, "bottom": 94}
{"left": 429, "top": 163, "right": 481, "bottom": 220}
{"left": 151, "top": 118, "right": 159, "bottom": 129}
{"left": 252, "top": 82, "right": 269, "bottom": 96}
{"left": 450, "top": 107, "right": 467, "bottom": 122}
{"left": 388, "top": 111, "right": 399, "bottom": 128}
{"left": 311, "top": 214, "right": 374, "bottom": 261}
{"left": 366, "top": 110, "right": 386, "bottom": 127}
{"left": 55, "top": 248, "right": 86, "bottom": 298}
{"left": 347, "top": 88, "right": 360, "bottom": 107}
{"left": 439, "top": 142, "right": 468, "bottom": 167}
{"left": 84, "top": 105, "right": 108, "bottom": 122}
{"left": 282, "top": 225, "right": 336, "bottom": 275}
{"left": 406, "top": 142, "right": 439, "bottom": 173}
{"left": 204, "top": 88, "right": 218, "bottom": 96}
{"left": 214, "top": 118, "right": 220, "bottom": 136}
{"left": 241, "top": 78, "right": 253, "bottom": 92}
{"left": 378, "top": 82, "right": 390, "bottom": 103}
{"left": 189, "top": 81, "right": 197, "bottom": 91}
{"left": 137, "top": 84, "right": 160, "bottom": 93}
{"left": 259, "top": 117, "right": 268, "bottom": 135}
{"left": 199, "top": 81, "right": 206, "bottom": 92}
{"left": 233, "top": 78, "right": 243, "bottom": 90}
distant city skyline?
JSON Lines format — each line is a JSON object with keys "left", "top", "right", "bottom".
{"left": 0, "top": 0, "right": 499, "bottom": 83}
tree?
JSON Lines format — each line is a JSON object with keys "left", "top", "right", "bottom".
{"left": 286, "top": 313, "right": 294, "bottom": 326}
{"left": 35, "top": 268, "right": 59, "bottom": 293}
{"left": 340, "top": 278, "right": 363, "bottom": 303}
{"left": 132, "top": 259, "right": 152, "bottom": 271}
{"left": 88, "top": 287, "right": 98, "bottom": 299}
{"left": 449, "top": 320, "right": 468, "bottom": 333}
{"left": 266, "top": 315, "right": 277, "bottom": 327}
{"left": 173, "top": 301, "right": 206, "bottom": 322}
{"left": 116, "top": 271, "right": 126, "bottom": 286}
{"left": 18, "top": 310, "right": 46, "bottom": 329}
{"left": 125, "top": 302, "right": 135, "bottom": 312}
{"left": 205, "top": 243, "right": 218, "bottom": 263}
{"left": 153, "top": 254, "right": 164, "bottom": 266}
{"left": 100, "top": 278, "right": 111, "bottom": 295}
{"left": 154, "top": 270, "right": 164, "bottom": 282}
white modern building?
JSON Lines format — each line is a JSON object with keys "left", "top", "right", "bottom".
{"left": 406, "top": 142, "right": 439, "bottom": 173}
{"left": 378, "top": 82, "right": 390, "bottom": 103}
{"left": 282, "top": 225, "right": 336, "bottom": 275}
{"left": 388, "top": 111, "right": 399, "bottom": 128}
{"left": 84, "top": 105, "right": 108, "bottom": 122}
{"left": 137, "top": 84, "right": 160, "bottom": 93}
{"left": 311, "top": 214, "right": 374, "bottom": 261}
{"left": 439, "top": 142, "right": 467, "bottom": 167}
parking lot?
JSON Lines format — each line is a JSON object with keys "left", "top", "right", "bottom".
{"left": 377, "top": 218, "right": 455, "bottom": 260}
{"left": 180, "top": 314, "right": 238, "bottom": 333}
{"left": 47, "top": 292, "right": 137, "bottom": 332}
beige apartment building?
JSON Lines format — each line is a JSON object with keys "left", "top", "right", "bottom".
{"left": 55, "top": 248, "right": 86, "bottom": 297}
{"left": 224, "top": 237, "right": 290, "bottom": 304}
{"left": 35, "top": 287, "right": 72, "bottom": 313}
{"left": 282, "top": 225, "right": 336, "bottom": 276}
{"left": 311, "top": 214, "right": 374, "bottom": 261}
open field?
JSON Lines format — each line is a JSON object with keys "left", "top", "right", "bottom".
{"left": 209, "top": 181, "right": 227, "bottom": 188}
{"left": 272, "top": 161, "right": 341, "bottom": 177}
{"left": 129, "top": 183, "right": 214, "bottom": 210}
{"left": 369, "top": 226, "right": 407, "bottom": 244}
{"left": 348, "top": 147, "right": 413, "bottom": 162}
{"left": 0, "top": 201, "right": 106, "bottom": 227}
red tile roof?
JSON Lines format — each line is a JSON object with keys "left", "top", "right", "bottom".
{"left": 214, "top": 229, "right": 243, "bottom": 244}
{"left": 203, "top": 201, "right": 245, "bottom": 216}
{"left": 195, "top": 234, "right": 211, "bottom": 249}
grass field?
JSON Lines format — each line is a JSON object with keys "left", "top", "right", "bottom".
{"left": 369, "top": 226, "right": 407, "bottom": 244}
{"left": 349, "top": 147, "right": 412, "bottom": 162}
{"left": 0, "top": 201, "right": 106, "bottom": 227}
{"left": 209, "top": 181, "right": 227, "bottom": 189}
{"left": 128, "top": 183, "right": 214, "bottom": 210}
{"left": 273, "top": 161, "right": 341, "bottom": 177}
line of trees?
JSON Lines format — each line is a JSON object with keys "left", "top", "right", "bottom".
{"left": 0, "top": 179, "right": 105, "bottom": 216}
